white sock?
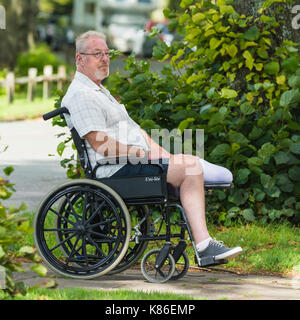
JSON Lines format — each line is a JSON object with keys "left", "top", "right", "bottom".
{"left": 196, "top": 237, "right": 212, "bottom": 252}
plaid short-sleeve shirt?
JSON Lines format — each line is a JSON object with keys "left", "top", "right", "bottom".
{"left": 61, "top": 71, "right": 150, "bottom": 178}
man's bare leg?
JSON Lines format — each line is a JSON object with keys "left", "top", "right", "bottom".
{"left": 166, "top": 154, "right": 210, "bottom": 244}
{"left": 166, "top": 154, "right": 243, "bottom": 260}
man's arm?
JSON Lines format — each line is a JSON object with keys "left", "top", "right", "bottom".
{"left": 84, "top": 131, "right": 146, "bottom": 158}
{"left": 141, "top": 129, "right": 171, "bottom": 160}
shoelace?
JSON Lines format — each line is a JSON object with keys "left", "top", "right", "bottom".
{"left": 210, "top": 238, "right": 225, "bottom": 248}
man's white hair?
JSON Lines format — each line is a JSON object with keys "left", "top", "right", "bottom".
{"left": 76, "top": 30, "right": 106, "bottom": 53}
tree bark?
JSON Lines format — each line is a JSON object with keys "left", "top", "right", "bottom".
{"left": 233, "top": 0, "right": 300, "bottom": 46}
{"left": 0, "top": 0, "right": 39, "bottom": 70}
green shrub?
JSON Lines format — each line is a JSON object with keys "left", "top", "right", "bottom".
{"left": 52, "top": 0, "right": 300, "bottom": 225}
{"left": 106, "top": 0, "right": 300, "bottom": 225}
{"left": 16, "top": 43, "right": 65, "bottom": 76}
{"left": 0, "top": 139, "right": 46, "bottom": 299}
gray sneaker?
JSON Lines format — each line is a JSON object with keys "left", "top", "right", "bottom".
{"left": 198, "top": 238, "right": 243, "bottom": 260}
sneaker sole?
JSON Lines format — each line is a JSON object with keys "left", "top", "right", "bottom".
{"left": 215, "top": 247, "right": 243, "bottom": 260}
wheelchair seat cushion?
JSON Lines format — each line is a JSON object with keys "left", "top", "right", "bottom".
{"left": 111, "top": 159, "right": 169, "bottom": 178}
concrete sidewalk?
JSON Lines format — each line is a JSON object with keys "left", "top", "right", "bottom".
{"left": 13, "top": 264, "right": 300, "bottom": 300}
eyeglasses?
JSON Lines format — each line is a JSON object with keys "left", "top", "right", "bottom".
{"left": 80, "top": 51, "right": 110, "bottom": 59}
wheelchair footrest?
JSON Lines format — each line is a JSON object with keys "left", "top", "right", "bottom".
{"left": 195, "top": 255, "right": 228, "bottom": 268}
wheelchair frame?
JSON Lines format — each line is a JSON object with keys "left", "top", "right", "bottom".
{"left": 33, "top": 107, "right": 231, "bottom": 283}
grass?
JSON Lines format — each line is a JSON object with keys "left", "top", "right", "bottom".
{"left": 8, "top": 287, "right": 197, "bottom": 300}
{"left": 0, "top": 86, "right": 57, "bottom": 121}
{"left": 18, "top": 210, "right": 300, "bottom": 276}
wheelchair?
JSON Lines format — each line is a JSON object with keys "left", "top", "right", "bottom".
{"left": 33, "top": 107, "right": 231, "bottom": 283}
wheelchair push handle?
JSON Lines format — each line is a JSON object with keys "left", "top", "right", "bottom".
{"left": 43, "top": 107, "right": 70, "bottom": 121}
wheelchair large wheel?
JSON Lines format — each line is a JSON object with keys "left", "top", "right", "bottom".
{"left": 34, "top": 179, "right": 131, "bottom": 279}
{"left": 109, "top": 205, "right": 150, "bottom": 275}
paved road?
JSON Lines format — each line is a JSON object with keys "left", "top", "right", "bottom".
{"left": 0, "top": 119, "right": 73, "bottom": 212}
{"left": 1, "top": 120, "right": 300, "bottom": 300}
{"left": 13, "top": 264, "right": 300, "bottom": 300}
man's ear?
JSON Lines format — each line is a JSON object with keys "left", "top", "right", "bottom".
{"left": 76, "top": 53, "right": 83, "bottom": 66}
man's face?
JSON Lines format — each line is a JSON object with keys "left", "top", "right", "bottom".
{"left": 76, "top": 37, "right": 110, "bottom": 84}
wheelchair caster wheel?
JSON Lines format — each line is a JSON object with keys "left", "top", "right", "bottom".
{"left": 171, "top": 251, "right": 189, "bottom": 281}
{"left": 141, "top": 249, "right": 175, "bottom": 283}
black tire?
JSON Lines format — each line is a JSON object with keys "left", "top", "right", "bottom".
{"left": 170, "top": 251, "right": 189, "bottom": 281}
{"left": 34, "top": 179, "right": 131, "bottom": 279}
{"left": 141, "top": 248, "right": 175, "bottom": 283}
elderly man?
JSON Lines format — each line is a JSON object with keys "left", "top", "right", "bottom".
{"left": 62, "top": 30, "right": 242, "bottom": 261}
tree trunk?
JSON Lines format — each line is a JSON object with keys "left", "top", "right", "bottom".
{"left": 233, "top": 0, "right": 300, "bottom": 47}
{"left": 0, "top": 0, "right": 39, "bottom": 70}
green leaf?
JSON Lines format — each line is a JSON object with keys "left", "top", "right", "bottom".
{"left": 19, "top": 246, "right": 35, "bottom": 255}
{"left": 288, "top": 75, "right": 300, "bottom": 88}
{"left": 260, "top": 173, "right": 275, "bottom": 189}
{"left": 3, "top": 166, "right": 14, "bottom": 176}
{"left": 192, "top": 13, "right": 205, "bottom": 23}
{"left": 258, "top": 142, "right": 276, "bottom": 159}
{"left": 210, "top": 144, "right": 231, "bottom": 158}
{"left": 247, "top": 157, "right": 263, "bottom": 167}
{"left": 257, "top": 47, "right": 268, "bottom": 59}
{"left": 253, "top": 188, "right": 266, "bottom": 201}
{"left": 172, "top": 93, "right": 188, "bottom": 104}
{"left": 210, "top": 38, "right": 221, "bottom": 50}
{"left": 243, "top": 50, "right": 254, "bottom": 70}
{"left": 31, "top": 264, "right": 47, "bottom": 277}
{"left": 153, "top": 40, "right": 169, "bottom": 60}
{"left": 220, "top": 88, "right": 238, "bottom": 99}
{"left": 229, "top": 132, "right": 249, "bottom": 146}
{"left": 290, "top": 142, "right": 300, "bottom": 155}
{"left": 178, "top": 118, "right": 195, "bottom": 133}
{"left": 279, "top": 89, "right": 300, "bottom": 107}
{"left": 276, "top": 173, "right": 294, "bottom": 192}
{"left": 288, "top": 166, "right": 300, "bottom": 182}
{"left": 226, "top": 44, "right": 238, "bottom": 58}
{"left": 265, "top": 186, "right": 281, "bottom": 198}
{"left": 220, "top": 5, "right": 234, "bottom": 15}
{"left": 243, "top": 26, "right": 260, "bottom": 41}
{"left": 229, "top": 189, "right": 249, "bottom": 206}
{"left": 235, "top": 168, "right": 251, "bottom": 185}
{"left": 240, "top": 103, "right": 255, "bottom": 115}
{"left": 264, "top": 61, "right": 280, "bottom": 75}
{"left": 240, "top": 208, "right": 255, "bottom": 221}
{"left": 249, "top": 127, "right": 263, "bottom": 140}
{"left": 0, "top": 245, "right": 5, "bottom": 258}
{"left": 282, "top": 56, "right": 299, "bottom": 73}
{"left": 206, "top": 87, "right": 215, "bottom": 99}
{"left": 274, "top": 151, "right": 291, "bottom": 165}
{"left": 180, "top": 0, "right": 193, "bottom": 8}
{"left": 57, "top": 142, "right": 66, "bottom": 157}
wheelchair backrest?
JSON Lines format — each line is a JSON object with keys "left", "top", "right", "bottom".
{"left": 43, "top": 107, "right": 93, "bottom": 179}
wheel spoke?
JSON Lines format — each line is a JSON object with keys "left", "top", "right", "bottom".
{"left": 88, "top": 230, "right": 117, "bottom": 242}
{"left": 49, "top": 207, "right": 76, "bottom": 226}
{"left": 49, "top": 232, "right": 77, "bottom": 252}
{"left": 88, "top": 217, "right": 116, "bottom": 228}
{"left": 86, "top": 234, "right": 107, "bottom": 258}
{"left": 66, "top": 235, "right": 82, "bottom": 264}
{"left": 65, "top": 194, "right": 81, "bottom": 223}
{"left": 85, "top": 200, "right": 106, "bottom": 225}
